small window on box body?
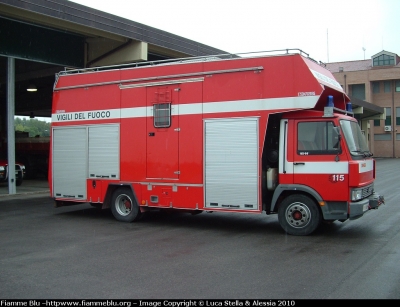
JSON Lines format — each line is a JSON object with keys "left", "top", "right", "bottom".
{"left": 153, "top": 103, "right": 171, "bottom": 128}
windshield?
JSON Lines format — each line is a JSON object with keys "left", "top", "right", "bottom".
{"left": 340, "top": 119, "right": 372, "bottom": 158}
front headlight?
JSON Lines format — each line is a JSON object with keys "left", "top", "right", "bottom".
{"left": 351, "top": 189, "right": 363, "bottom": 201}
{"left": 0, "top": 166, "right": 4, "bottom": 171}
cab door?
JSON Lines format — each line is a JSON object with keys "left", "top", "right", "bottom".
{"left": 292, "top": 119, "right": 348, "bottom": 201}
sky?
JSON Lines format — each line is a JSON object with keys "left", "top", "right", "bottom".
{"left": 69, "top": 0, "right": 400, "bottom": 64}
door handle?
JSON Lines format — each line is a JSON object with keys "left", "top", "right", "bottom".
{"left": 294, "top": 162, "right": 305, "bottom": 165}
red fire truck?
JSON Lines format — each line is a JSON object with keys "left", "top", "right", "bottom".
{"left": 49, "top": 50, "right": 384, "bottom": 236}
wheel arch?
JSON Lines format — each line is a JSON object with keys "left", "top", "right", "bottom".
{"left": 271, "top": 184, "right": 323, "bottom": 212}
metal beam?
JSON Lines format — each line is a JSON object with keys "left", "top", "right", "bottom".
{"left": 0, "top": 16, "right": 84, "bottom": 67}
{"left": 87, "top": 40, "right": 148, "bottom": 67}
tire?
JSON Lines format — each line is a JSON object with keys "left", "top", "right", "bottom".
{"left": 278, "top": 194, "right": 321, "bottom": 236}
{"left": 111, "top": 187, "right": 142, "bottom": 222}
{"left": 16, "top": 166, "right": 24, "bottom": 186}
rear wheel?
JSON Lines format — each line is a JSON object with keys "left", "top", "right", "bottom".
{"left": 278, "top": 194, "right": 321, "bottom": 236}
{"left": 111, "top": 187, "right": 142, "bottom": 222}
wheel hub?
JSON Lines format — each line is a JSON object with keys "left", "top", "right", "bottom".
{"left": 292, "top": 210, "right": 303, "bottom": 220}
{"left": 285, "top": 202, "right": 311, "bottom": 228}
{"left": 116, "top": 195, "right": 132, "bottom": 216}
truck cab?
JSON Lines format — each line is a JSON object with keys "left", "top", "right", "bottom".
{"left": 262, "top": 102, "right": 384, "bottom": 235}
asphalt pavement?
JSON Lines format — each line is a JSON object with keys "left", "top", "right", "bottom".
{"left": 0, "top": 158, "right": 399, "bottom": 299}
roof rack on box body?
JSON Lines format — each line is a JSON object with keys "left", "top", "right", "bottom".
{"left": 56, "top": 48, "right": 318, "bottom": 76}
{"left": 53, "top": 49, "right": 322, "bottom": 91}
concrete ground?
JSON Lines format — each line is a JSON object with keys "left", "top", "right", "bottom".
{"left": 0, "top": 179, "right": 49, "bottom": 197}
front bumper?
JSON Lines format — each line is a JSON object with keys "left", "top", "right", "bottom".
{"left": 0, "top": 165, "right": 25, "bottom": 183}
{"left": 349, "top": 192, "right": 385, "bottom": 220}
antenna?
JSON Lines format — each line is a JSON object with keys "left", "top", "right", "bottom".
{"left": 327, "top": 29, "right": 329, "bottom": 62}
{"left": 362, "top": 47, "right": 366, "bottom": 60}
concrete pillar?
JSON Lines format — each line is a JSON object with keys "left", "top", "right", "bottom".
{"left": 7, "top": 57, "right": 16, "bottom": 194}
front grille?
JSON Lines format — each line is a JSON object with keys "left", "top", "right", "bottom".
{"left": 362, "top": 184, "right": 374, "bottom": 198}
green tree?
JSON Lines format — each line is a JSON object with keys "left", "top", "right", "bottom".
{"left": 14, "top": 117, "right": 51, "bottom": 137}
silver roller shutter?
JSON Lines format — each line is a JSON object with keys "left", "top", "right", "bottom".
{"left": 88, "top": 125, "right": 119, "bottom": 179}
{"left": 52, "top": 127, "right": 87, "bottom": 199}
{"left": 204, "top": 117, "right": 259, "bottom": 210}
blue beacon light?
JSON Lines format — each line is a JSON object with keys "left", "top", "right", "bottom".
{"left": 323, "top": 95, "right": 334, "bottom": 117}
{"left": 346, "top": 102, "right": 353, "bottom": 112}
{"left": 327, "top": 95, "right": 334, "bottom": 107}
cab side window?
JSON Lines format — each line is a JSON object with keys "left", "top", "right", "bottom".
{"left": 298, "top": 121, "right": 340, "bottom": 154}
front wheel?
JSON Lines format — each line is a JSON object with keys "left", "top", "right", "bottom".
{"left": 278, "top": 194, "right": 321, "bottom": 236}
{"left": 111, "top": 187, "right": 142, "bottom": 222}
